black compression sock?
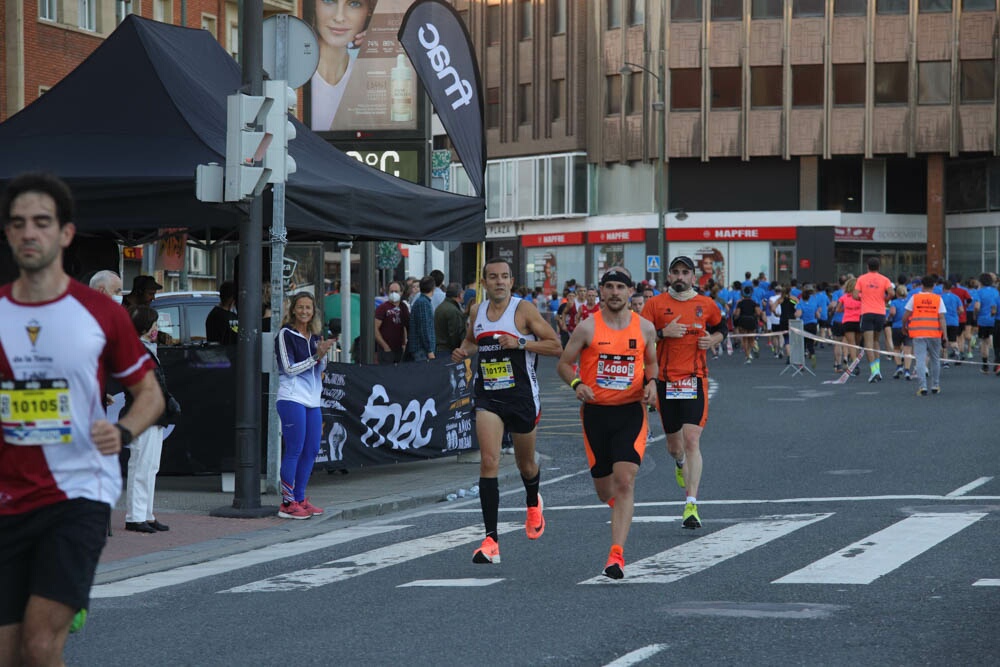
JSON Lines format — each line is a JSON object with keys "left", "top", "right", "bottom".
{"left": 480, "top": 477, "right": 499, "bottom": 539}
{"left": 522, "top": 472, "right": 540, "bottom": 507}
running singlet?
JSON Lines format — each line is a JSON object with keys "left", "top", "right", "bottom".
{"left": 0, "top": 281, "right": 153, "bottom": 515}
{"left": 472, "top": 297, "right": 539, "bottom": 401}
{"left": 578, "top": 310, "right": 645, "bottom": 406}
{"left": 641, "top": 293, "right": 722, "bottom": 381}
{"left": 840, "top": 294, "right": 862, "bottom": 323}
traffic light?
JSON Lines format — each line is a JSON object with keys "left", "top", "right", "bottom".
{"left": 224, "top": 92, "right": 272, "bottom": 201}
{"left": 262, "top": 80, "right": 297, "bottom": 184}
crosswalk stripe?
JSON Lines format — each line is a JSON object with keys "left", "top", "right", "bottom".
{"left": 579, "top": 513, "right": 832, "bottom": 585}
{"left": 221, "top": 522, "right": 521, "bottom": 593}
{"left": 773, "top": 512, "right": 987, "bottom": 585}
{"left": 398, "top": 578, "right": 504, "bottom": 587}
{"left": 972, "top": 579, "right": 1000, "bottom": 587}
{"left": 91, "top": 525, "right": 407, "bottom": 599}
{"left": 603, "top": 644, "right": 669, "bottom": 666}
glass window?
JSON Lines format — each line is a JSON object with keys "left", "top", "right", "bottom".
{"left": 712, "top": 0, "right": 742, "bottom": 20}
{"left": 672, "top": 69, "right": 702, "bottom": 110}
{"left": 517, "top": 160, "right": 535, "bottom": 217}
{"left": 154, "top": 0, "right": 171, "bottom": 22}
{"left": 989, "top": 158, "right": 1000, "bottom": 211}
{"left": 918, "top": 62, "right": 950, "bottom": 104}
{"left": 520, "top": 1, "right": 532, "bottom": 40}
{"left": 672, "top": 0, "right": 703, "bottom": 21}
{"left": 946, "top": 160, "right": 987, "bottom": 213}
{"left": 919, "top": 0, "right": 952, "bottom": 11}
{"left": 156, "top": 307, "right": 181, "bottom": 344}
{"left": 751, "top": 66, "right": 783, "bottom": 107}
{"left": 961, "top": 60, "right": 994, "bottom": 102}
{"left": 964, "top": 0, "right": 995, "bottom": 9}
{"left": 711, "top": 68, "right": 742, "bottom": 109}
{"left": 39, "top": 0, "right": 56, "bottom": 20}
{"left": 628, "top": 0, "right": 645, "bottom": 24}
{"left": 626, "top": 72, "right": 644, "bottom": 114}
{"left": 792, "top": 64, "right": 824, "bottom": 106}
{"left": 551, "top": 157, "right": 567, "bottom": 215}
{"left": 536, "top": 160, "right": 548, "bottom": 215}
{"left": 79, "top": 0, "right": 97, "bottom": 30}
{"left": 487, "top": 163, "right": 502, "bottom": 219}
{"left": 752, "top": 0, "right": 783, "bottom": 18}
{"left": 608, "top": 0, "right": 622, "bottom": 28}
{"left": 551, "top": 0, "right": 567, "bottom": 34}
{"left": 551, "top": 79, "right": 565, "bottom": 121}
{"left": 877, "top": 0, "right": 909, "bottom": 13}
{"left": 486, "top": 87, "right": 500, "bottom": 129}
{"left": 572, "top": 155, "right": 589, "bottom": 215}
{"left": 875, "top": 63, "right": 908, "bottom": 104}
{"left": 948, "top": 228, "right": 983, "bottom": 281}
{"left": 885, "top": 158, "right": 927, "bottom": 214}
{"left": 487, "top": 4, "right": 501, "bottom": 44}
{"left": 833, "top": 64, "right": 866, "bottom": 105}
{"left": 819, "top": 157, "right": 863, "bottom": 212}
{"left": 503, "top": 161, "right": 515, "bottom": 218}
{"left": 793, "top": 0, "right": 825, "bottom": 17}
{"left": 519, "top": 83, "right": 532, "bottom": 125}
{"left": 835, "top": 0, "right": 867, "bottom": 14}
{"left": 186, "top": 304, "right": 215, "bottom": 343}
{"left": 607, "top": 75, "right": 622, "bottom": 115}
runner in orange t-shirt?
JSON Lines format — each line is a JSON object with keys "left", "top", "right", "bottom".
{"left": 640, "top": 256, "right": 727, "bottom": 530}
{"left": 856, "top": 257, "right": 894, "bottom": 382}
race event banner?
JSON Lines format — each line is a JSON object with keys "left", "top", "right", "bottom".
{"left": 318, "top": 359, "right": 478, "bottom": 468}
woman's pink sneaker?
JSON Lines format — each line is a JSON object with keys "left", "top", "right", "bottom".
{"left": 277, "top": 501, "right": 311, "bottom": 520}
{"left": 299, "top": 498, "right": 325, "bottom": 516}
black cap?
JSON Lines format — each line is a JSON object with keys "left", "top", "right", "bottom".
{"left": 131, "top": 275, "right": 163, "bottom": 293}
{"left": 668, "top": 255, "right": 696, "bottom": 271}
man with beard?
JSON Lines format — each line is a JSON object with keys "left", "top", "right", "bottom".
{"left": 452, "top": 258, "right": 563, "bottom": 564}
{"left": 641, "top": 256, "right": 727, "bottom": 530}
{"left": 557, "top": 267, "right": 658, "bottom": 579}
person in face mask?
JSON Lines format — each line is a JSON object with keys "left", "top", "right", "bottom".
{"left": 375, "top": 280, "right": 410, "bottom": 364}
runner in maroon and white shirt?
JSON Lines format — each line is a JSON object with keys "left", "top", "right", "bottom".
{"left": 0, "top": 173, "right": 163, "bottom": 665}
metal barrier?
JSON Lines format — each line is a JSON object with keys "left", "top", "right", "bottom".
{"left": 781, "top": 319, "right": 814, "bottom": 377}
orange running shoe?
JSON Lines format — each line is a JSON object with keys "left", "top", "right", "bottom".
{"left": 603, "top": 547, "right": 625, "bottom": 580}
{"left": 472, "top": 536, "right": 500, "bottom": 564}
{"left": 525, "top": 493, "right": 545, "bottom": 539}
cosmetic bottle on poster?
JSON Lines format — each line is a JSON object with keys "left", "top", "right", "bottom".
{"left": 390, "top": 54, "right": 413, "bottom": 122}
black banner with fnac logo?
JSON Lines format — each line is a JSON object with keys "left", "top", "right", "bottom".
{"left": 318, "top": 359, "right": 478, "bottom": 468}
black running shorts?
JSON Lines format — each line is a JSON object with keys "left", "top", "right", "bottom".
{"left": 860, "top": 314, "right": 886, "bottom": 332}
{"left": 656, "top": 377, "right": 709, "bottom": 434}
{"left": 0, "top": 498, "right": 110, "bottom": 624}
{"left": 475, "top": 395, "right": 540, "bottom": 434}
{"left": 581, "top": 402, "right": 647, "bottom": 478}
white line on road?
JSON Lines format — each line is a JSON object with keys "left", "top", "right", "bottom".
{"left": 222, "top": 522, "right": 521, "bottom": 593}
{"left": 946, "top": 477, "right": 994, "bottom": 497}
{"left": 91, "top": 525, "right": 407, "bottom": 599}
{"left": 580, "top": 514, "right": 832, "bottom": 585}
{"left": 972, "top": 579, "right": 1000, "bottom": 586}
{"left": 646, "top": 434, "right": 665, "bottom": 443}
{"left": 603, "top": 644, "right": 669, "bottom": 667}
{"left": 774, "top": 512, "right": 987, "bottom": 585}
{"left": 398, "top": 578, "right": 504, "bottom": 587}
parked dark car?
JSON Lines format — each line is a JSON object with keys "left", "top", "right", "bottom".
{"left": 152, "top": 291, "right": 220, "bottom": 345}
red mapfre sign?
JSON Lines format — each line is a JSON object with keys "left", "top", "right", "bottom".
{"left": 521, "top": 232, "right": 585, "bottom": 247}
{"left": 665, "top": 226, "right": 797, "bottom": 241}
{"left": 587, "top": 229, "right": 646, "bottom": 244}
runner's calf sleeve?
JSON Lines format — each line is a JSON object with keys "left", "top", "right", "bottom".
{"left": 522, "top": 473, "right": 540, "bottom": 507}
{"left": 480, "top": 477, "right": 500, "bottom": 540}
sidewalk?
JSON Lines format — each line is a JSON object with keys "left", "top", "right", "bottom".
{"left": 98, "top": 450, "right": 524, "bottom": 584}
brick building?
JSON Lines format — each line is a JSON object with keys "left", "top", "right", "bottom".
{"left": 448, "top": 0, "right": 1000, "bottom": 291}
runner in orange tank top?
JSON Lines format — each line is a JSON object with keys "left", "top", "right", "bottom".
{"left": 558, "top": 267, "right": 658, "bottom": 579}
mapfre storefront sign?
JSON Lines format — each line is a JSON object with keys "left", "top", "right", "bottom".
{"left": 666, "top": 226, "right": 797, "bottom": 242}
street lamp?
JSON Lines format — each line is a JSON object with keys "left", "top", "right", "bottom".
{"left": 620, "top": 59, "right": 666, "bottom": 279}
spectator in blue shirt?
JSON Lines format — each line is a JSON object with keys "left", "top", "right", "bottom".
{"left": 941, "top": 281, "right": 962, "bottom": 363}
{"left": 408, "top": 275, "right": 437, "bottom": 362}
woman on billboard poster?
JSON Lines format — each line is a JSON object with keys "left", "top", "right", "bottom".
{"left": 696, "top": 247, "right": 725, "bottom": 291}
{"left": 310, "top": 0, "right": 376, "bottom": 131}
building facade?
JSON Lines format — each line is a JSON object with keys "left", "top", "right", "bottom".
{"left": 450, "top": 0, "right": 1000, "bottom": 291}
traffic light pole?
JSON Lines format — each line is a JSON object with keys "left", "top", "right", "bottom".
{"left": 213, "top": 0, "right": 273, "bottom": 517}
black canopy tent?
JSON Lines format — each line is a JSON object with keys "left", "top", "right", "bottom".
{"left": 0, "top": 16, "right": 484, "bottom": 243}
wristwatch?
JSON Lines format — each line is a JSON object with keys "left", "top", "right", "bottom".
{"left": 517, "top": 337, "right": 527, "bottom": 350}
{"left": 115, "top": 423, "right": 134, "bottom": 447}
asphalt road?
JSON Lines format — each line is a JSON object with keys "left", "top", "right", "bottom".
{"left": 68, "top": 341, "right": 999, "bottom": 666}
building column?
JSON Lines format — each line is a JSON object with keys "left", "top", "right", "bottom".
{"left": 926, "top": 154, "right": 945, "bottom": 276}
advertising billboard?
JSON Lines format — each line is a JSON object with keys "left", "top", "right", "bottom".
{"left": 303, "top": 0, "right": 424, "bottom": 136}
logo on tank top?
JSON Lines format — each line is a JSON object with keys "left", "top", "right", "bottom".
{"left": 26, "top": 320, "right": 41, "bottom": 349}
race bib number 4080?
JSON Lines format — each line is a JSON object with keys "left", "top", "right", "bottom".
{"left": 595, "top": 353, "right": 636, "bottom": 391}
{"left": 0, "top": 379, "right": 73, "bottom": 446}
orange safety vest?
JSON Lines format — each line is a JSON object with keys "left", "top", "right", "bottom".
{"left": 908, "top": 292, "right": 943, "bottom": 338}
